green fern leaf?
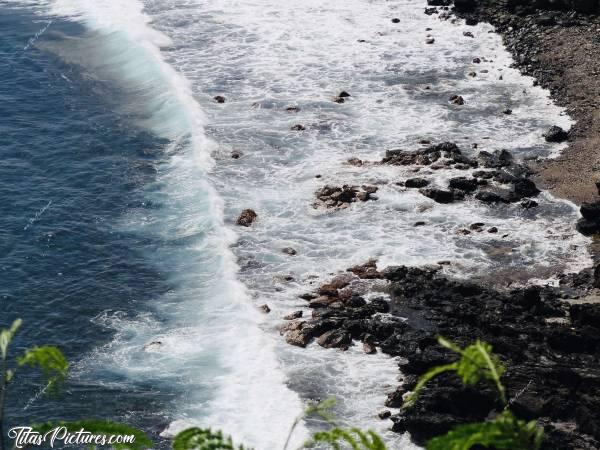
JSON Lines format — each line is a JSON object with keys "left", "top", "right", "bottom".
{"left": 17, "top": 345, "right": 69, "bottom": 390}
{"left": 307, "top": 427, "right": 388, "bottom": 450}
{"left": 426, "top": 411, "right": 543, "bottom": 450}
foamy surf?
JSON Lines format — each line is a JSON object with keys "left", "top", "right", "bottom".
{"left": 139, "top": 0, "right": 589, "bottom": 446}
{"left": 15, "top": 0, "right": 309, "bottom": 447}
{"left": 8, "top": 0, "right": 593, "bottom": 448}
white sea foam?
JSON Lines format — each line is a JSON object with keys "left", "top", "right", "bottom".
{"left": 138, "top": 0, "right": 589, "bottom": 446}
{"left": 11, "top": 0, "right": 592, "bottom": 448}
{"left": 18, "top": 0, "right": 309, "bottom": 447}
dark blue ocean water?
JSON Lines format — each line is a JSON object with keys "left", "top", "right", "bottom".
{"left": 0, "top": 8, "right": 173, "bottom": 440}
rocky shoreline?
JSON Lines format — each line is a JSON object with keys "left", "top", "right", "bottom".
{"left": 450, "top": 0, "right": 600, "bottom": 206}
{"left": 274, "top": 1, "right": 600, "bottom": 448}
{"left": 282, "top": 261, "right": 600, "bottom": 449}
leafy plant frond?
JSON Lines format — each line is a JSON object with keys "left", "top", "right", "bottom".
{"left": 426, "top": 410, "right": 544, "bottom": 450}
{"left": 441, "top": 338, "right": 506, "bottom": 404}
{"left": 403, "top": 363, "right": 457, "bottom": 409}
{"left": 34, "top": 420, "right": 153, "bottom": 450}
{"left": 306, "top": 427, "right": 388, "bottom": 450}
{"left": 404, "top": 337, "right": 506, "bottom": 408}
{"left": 173, "top": 428, "right": 250, "bottom": 450}
{"left": 0, "top": 319, "right": 22, "bottom": 360}
{"left": 17, "top": 345, "right": 69, "bottom": 390}
{"left": 305, "top": 397, "right": 338, "bottom": 424}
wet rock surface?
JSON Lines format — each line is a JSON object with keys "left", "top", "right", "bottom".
{"left": 314, "top": 184, "right": 379, "bottom": 210}
{"left": 452, "top": 1, "right": 600, "bottom": 205}
{"left": 576, "top": 201, "right": 600, "bottom": 235}
{"left": 283, "top": 260, "right": 600, "bottom": 449}
{"left": 236, "top": 209, "right": 257, "bottom": 227}
{"left": 381, "top": 143, "right": 542, "bottom": 206}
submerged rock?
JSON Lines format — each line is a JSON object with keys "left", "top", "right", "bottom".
{"left": 283, "top": 310, "right": 303, "bottom": 320}
{"left": 449, "top": 95, "right": 464, "bottom": 105}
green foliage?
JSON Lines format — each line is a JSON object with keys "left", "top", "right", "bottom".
{"left": 34, "top": 420, "right": 153, "bottom": 450}
{"left": 306, "top": 427, "right": 387, "bottom": 450}
{"left": 173, "top": 428, "right": 250, "bottom": 450}
{"left": 401, "top": 336, "right": 544, "bottom": 450}
{"left": 426, "top": 411, "right": 544, "bottom": 450}
{"left": 1, "top": 319, "right": 546, "bottom": 450}
{"left": 404, "top": 337, "right": 506, "bottom": 408}
{"left": 17, "top": 345, "right": 69, "bottom": 390}
{"left": 304, "top": 397, "right": 338, "bottom": 424}
{"left": 1, "top": 320, "right": 152, "bottom": 450}
{"left": 0, "top": 319, "right": 22, "bottom": 360}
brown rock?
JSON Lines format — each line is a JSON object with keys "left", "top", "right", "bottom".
{"left": 317, "top": 329, "right": 352, "bottom": 350}
{"left": 348, "top": 259, "right": 381, "bottom": 279}
{"left": 449, "top": 95, "right": 465, "bottom": 105}
{"left": 283, "top": 311, "right": 303, "bottom": 320}
{"left": 236, "top": 209, "right": 257, "bottom": 227}
{"left": 347, "top": 157, "right": 363, "bottom": 166}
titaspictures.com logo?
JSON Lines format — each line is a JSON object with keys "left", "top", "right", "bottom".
{"left": 8, "top": 426, "right": 138, "bottom": 448}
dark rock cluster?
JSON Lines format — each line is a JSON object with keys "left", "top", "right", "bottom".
{"left": 450, "top": 0, "right": 600, "bottom": 206}
{"left": 284, "top": 261, "right": 600, "bottom": 449}
{"left": 381, "top": 142, "right": 477, "bottom": 169}
{"left": 387, "top": 143, "right": 541, "bottom": 206}
{"left": 313, "top": 184, "right": 379, "bottom": 210}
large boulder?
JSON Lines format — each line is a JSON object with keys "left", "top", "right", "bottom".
{"left": 544, "top": 125, "right": 569, "bottom": 143}
{"left": 448, "top": 177, "right": 478, "bottom": 192}
{"left": 512, "top": 178, "right": 540, "bottom": 199}
{"left": 419, "top": 188, "right": 457, "bottom": 204}
{"left": 577, "top": 202, "right": 600, "bottom": 235}
{"left": 317, "top": 329, "right": 352, "bottom": 350}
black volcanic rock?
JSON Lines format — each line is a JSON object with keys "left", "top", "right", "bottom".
{"left": 448, "top": 177, "right": 478, "bottom": 192}
{"left": 544, "top": 125, "right": 569, "bottom": 143}
{"left": 419, "top": 188, "right": 456, "bottom": 203}
{"left": 405, "top": 178, "right": 430, "bottom": 188}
